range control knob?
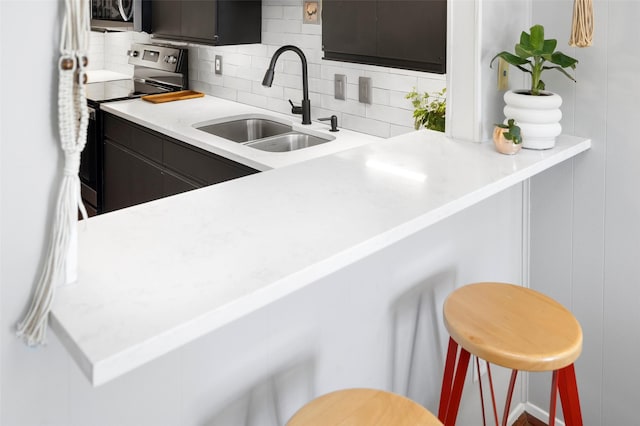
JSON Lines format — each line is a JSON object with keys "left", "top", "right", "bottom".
{"left": 164, "top": 55, "right": 178, "bottom": 64}
{"left": 127, "top": 50, "right": 139, "bottom": 58}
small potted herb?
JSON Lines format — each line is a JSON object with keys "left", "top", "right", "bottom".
{"left": 493, "top": 119, "right": 522, "bottom": 155}
{"left": 406, "top": 88, "right": 446, "bottom": 133}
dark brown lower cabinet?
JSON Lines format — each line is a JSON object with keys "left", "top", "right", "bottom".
{"left": 103, "top": 113, "right": 258, "bottom": 213}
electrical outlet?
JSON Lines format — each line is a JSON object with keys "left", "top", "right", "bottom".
{"left": 215, "top": 55, "right": 223, "bottom": 75}
{"left": 497, "top": 57, "right": 509, "bottom": 91}
{"left": 359, "top": 76, "right": 372, "bottom": 104}
{"left": 334, "top": 74, "right": 346, "bottom": 100}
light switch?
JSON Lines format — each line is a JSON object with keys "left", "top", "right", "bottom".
{"left": 334, "top": 74, "right": 346, "bottom": 100}
{"left": 215, "top": 55, "right": 223, "bottom": 75}
{"left": 359, "top": 77, "right": 372, "bottom": 104}
{"left": 497, "top": 57, "right": 509, "bottom": 91}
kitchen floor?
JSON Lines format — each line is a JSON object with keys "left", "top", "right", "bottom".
{"left": 513, "top": 412, "right": 548, "bottom": 426}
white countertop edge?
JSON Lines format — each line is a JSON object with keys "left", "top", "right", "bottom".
{"left": 57, "top": 136, "right": 591, "bottom": 386}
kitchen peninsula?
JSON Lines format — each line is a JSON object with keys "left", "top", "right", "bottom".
{"left": 50, "top": 96, "right": 590, "bottom": 387}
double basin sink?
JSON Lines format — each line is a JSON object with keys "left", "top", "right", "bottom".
{"left": 194, "top": 116, "right": 335, "bottom": 152}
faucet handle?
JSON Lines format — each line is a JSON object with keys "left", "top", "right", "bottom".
{"left": 288, "top": 99, "right": 303, "bottom": 115}
{"left": 318, "top": 115, "right": 339, "bottom": 132}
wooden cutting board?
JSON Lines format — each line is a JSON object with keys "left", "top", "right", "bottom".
{"left": 142, "top": 90, "right": 204, "bottom": 103}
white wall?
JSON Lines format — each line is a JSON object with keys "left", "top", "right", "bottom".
{"left": 526, "top": 0, "right": 637, "bottom": 424}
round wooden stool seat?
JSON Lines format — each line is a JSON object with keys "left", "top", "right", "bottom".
{"left": 287, "top": 388, "right": 443, "bottom": 426}
{"left": 444, "top": 282, "right": 582, "bottom": 371}
{"left": 439, "top": 282, "right": 584, "bottom": 426}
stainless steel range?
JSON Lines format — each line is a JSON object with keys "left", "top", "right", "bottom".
{"left": 81, "top": 43, "right": 188, "bottom": 215}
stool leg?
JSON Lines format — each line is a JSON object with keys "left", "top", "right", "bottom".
{"left": 549, "top": 370, "right": 559, "bottom": 426}
{"left": 501, "top": 370, "right": 518, "bottom": 426}
{"left": 438, "top": 337, "right": 471, "bottom": 425}
{"left": 475, "top": 357, "right": 487, "bottom": 426}
{"left": 438, "top": 338, "right": 459, "bottom": 419}
{"left": 558, "top": 364, "right": 583, "bottom": 426}
{"left": 485, "top": 362, "right": 500, "bottom": 425}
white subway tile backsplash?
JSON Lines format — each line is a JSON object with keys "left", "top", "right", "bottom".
{"left": 252, "top": 81, "right": 284, "bottom": 99}
{"left": 236, "top": 44, "right": 269, "bottom": 57}
{"left": 390, "top": 124, "right": 414, "bottom": 137}
{"left": 208, "top": 85, "right": 238, "bottom": 101}
{"left": 342, "top": 114, "right": 391, "bottom": 138}
{"left": 237, "top": 91, "right": 269, "bottom": 109}
{"left": 225, "top": 53, "right": 252, "bottom": 67}
{"left": 309, "top": 78, "right": 332, "bottom": 96}
{"left": 366, "top": 103, "right": 414, "bottom": 127}
{"left": 346, "top": 84, "right": 359, "bottom": 102}
{"left": 365, "top": 70, "right": 418, "bottom": 92}
{"left": 199, "top": 70, "right": 224, "bottom": 86}
{"left": 283, "top": 87, "right": 304, "bottom": 103}
{"left": 267, "top": 97, "right": 294, "bottom": 116}
{"left": 320, "top": 65, "right": 360, "bottom": 84}
{"left": 320, "top": 94, "right": 367, "bottom": 117}
{"left": 300, "top": 23, "right": 322, "bottom": 36}
{"left": 389, "top": 90, "right": 413, "bottom": 110}
{"left": 237, "top": 66, "right": 262, "bottom": 82}
{"left": 417, "top": 77, "right": 447, "bottom": 94}
{"left": 223, "top": 76, "right": 252, "bottom": 92}
{"left": 261, "top": 32, "right": 286, "bottom": 46}
{"left": 263, "top": 5, "right": 284, "bottom": 19}
{"left": 283, "top": 6, "right": 301, "bottom": 20}
{"left": 372, "top": 88, "right": 391, "bottom": 106}
{"left": 273, "top": 72, "right": 306, "bottom": 90}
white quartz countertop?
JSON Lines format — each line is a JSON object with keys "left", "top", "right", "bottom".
{"left": 101, "top": 96, "right": 379, "bottom": 171}
{"left": 50, "top": 112, "right": 590, "bottom": 386}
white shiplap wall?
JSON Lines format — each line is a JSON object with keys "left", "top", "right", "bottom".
{"left": 95, "top": 0, "right": 446, "bottom": 138}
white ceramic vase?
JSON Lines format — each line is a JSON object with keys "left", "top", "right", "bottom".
{"left": 503, "top": 90, "right": 562, "bottom": 150}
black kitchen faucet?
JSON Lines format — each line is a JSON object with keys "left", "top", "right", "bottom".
{"left": 262, "top": 45, "right": 311, "bottom": 125}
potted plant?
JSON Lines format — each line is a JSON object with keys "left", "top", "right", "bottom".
{"left": 406, "top": 88, "right": 446, "bottom": 133}
{"left": 493, "top": 119, "right": 522, "bottom": 155}
{"left": 490, "top": 24, "right": 578, "bottom": 149}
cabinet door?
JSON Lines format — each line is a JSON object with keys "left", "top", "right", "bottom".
{"left": 181, "top": 0, "right": 217, "bottom": 42}
{"left": 322, "top": 0, "right": 377, "bottom": 58}
{"left": 376, "top": 0, "right": 446, "bottom": 72}
{"left": 151, "top": 0, "right": 182, "bottom": 39}
{"left": 103, "top": 140, "right": 164, "bottom": 212}
{"left": 163, "top": 169, "right": 199, "bottom": 198}
{"left": 163, "top": 138, "right": 258, "bottom": 186}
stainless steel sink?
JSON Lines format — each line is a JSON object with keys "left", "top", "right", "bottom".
{"left": 196, "top": 118, "right": 292, "bottom": 142}
{"left": 246, "top": 133, "right": 333, "bottom": 152}
{"left": 194, "top": 116, "right": 336, "bottom": 152}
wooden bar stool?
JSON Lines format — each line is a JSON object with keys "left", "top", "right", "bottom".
{"left": 438, "top": 282, "right": 583, "bottom": 426}
{"left": 287, "top": 388, "right": 443, "bottom": 425}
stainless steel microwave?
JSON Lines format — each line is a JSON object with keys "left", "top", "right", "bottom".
{"left": 91, "top": 0, "right": 151, "bottom": 32}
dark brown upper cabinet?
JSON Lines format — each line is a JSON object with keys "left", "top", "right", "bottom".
{"left": 151, "top": 0, "right": 261, "bottom": 46}
{"left": 322, "top": 0, "right": 447, "bottom": 74}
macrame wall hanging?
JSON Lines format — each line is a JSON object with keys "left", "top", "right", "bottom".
{"left": 17, "top": 0, "right": 90, "bottom": 346}
{"left": 569, "top": 0, "right": 594, "bottom": 47}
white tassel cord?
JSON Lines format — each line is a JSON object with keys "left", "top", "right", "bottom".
{"left": 569, "top": 0, "right": 594, "bottom": 47}
{"left": 16, "top": 0, "right": 89, "bottom": 346}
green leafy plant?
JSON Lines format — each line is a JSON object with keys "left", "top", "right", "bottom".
{"left": 406, "top": 88, "right": 446, "bottom": 132}
{"left": 495, "top": 119, "right": 522, "bottom": 144}
{"left": 490, "top": 24, "right": 578, "bottom": 96}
